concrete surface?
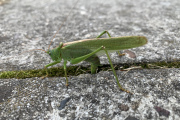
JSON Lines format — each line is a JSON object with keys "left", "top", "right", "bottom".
{"left": 0, "top": 0, "right": 180, "bottom": 119}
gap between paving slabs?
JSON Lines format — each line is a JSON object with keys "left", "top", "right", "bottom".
{"left": 0, "top": 61, "right": 180, "bottom": 79}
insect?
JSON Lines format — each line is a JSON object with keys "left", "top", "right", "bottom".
{"left": 32, "top": 1, "right": 147, "bottom": 93}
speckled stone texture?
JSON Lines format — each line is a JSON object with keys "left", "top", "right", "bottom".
{"left": 0, "top": 0, "right": 180, "bottom": 119}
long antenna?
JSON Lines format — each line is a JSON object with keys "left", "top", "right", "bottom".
{"left": 48, "top": 0, "right": 80, "bottom": 50}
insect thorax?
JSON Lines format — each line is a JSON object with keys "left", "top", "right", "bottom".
{"left": 47, "top": 43, "right": 63, "bottom": 61}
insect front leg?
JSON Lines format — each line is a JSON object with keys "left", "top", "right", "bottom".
{"left": 43, "top": 59, "right": 61, "bottom": 78}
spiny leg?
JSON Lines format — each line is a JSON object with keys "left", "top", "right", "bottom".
{"left": 102, "top": 46, "right": 132, "bottom": 94}
{"left": 70, "top": 45, "right": 132, "bottom": 93}
{"left": 96, "top": 31, "right": 131, "bottom": 93}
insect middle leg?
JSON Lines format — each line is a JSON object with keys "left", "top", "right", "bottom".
{"left": 63, "top": 60, "right": 69, "bottom": 87}
{"left": 41, "top": 60, "right": 61, "bottom": 79}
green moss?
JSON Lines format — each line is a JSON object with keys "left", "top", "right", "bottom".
{"left": 0, "top": 66, "right": 88, "bottom": 79}
{"left": 0, "top": 61, "right": 179, "bottom": 79}
{"left": 148, "top": 61, "right": 180, "bottom": 68}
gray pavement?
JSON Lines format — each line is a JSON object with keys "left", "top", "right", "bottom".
{"left": 0, "top": 0, "right": 180, "bottom": 119}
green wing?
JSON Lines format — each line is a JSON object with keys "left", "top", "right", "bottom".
{"left": 63, "top": 36, "right": 147, "bottom": 56}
